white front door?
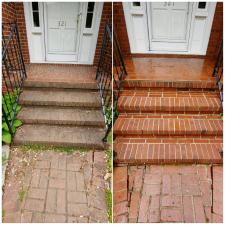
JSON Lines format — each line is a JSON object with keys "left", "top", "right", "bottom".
{"left": 44, "top": 3, "right": 81, "bottom": 62}
{"left": 148, "top": 2, "right": 193, "bottom": 52}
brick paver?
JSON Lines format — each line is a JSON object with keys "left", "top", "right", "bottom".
{"left": 113, "top": 165, "right": 223, "bottom": 223}
{"left": 3, "top": 148, "right": 108, "bottom": 223}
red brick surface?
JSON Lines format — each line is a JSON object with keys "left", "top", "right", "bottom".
{"left": 122, "top": 79, "right": 217, "bottom": 89}
{"left": 113, "top": 167, "right": 128, "bottom": 223}
{"left": 94, "top": 2, "right": 112, "bottom": 65}
{"left": 207, "top": 2, "right": 223, "bottom": 57}
{"left": 2, "top": 3, "right": 30, "bottom": 63}
{"left": 113, "top": 165, "right": 223, "bottom": 223}
{"left": 3, "top": 150, "right": 108, "bottom": 222}
{"left": 114, "top": 116, "right": 222, "bottom": 136}
{"left": 113, "top": 2, "right": 131, "bottom": 57}
{"left": 114, "top": 140, "right": 222, "bottom": 164}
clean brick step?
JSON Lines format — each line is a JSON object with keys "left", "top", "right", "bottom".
{"left": 24, "top": 80, "right": 98, "bottom": 90}
{"left": 13, "top": 124, "right": 105, "bottom": 149}
{"left": 117, "top": 94, "right": 222, "bottom": 113}
{"left": 121, "top": 79, "right": 217, "bottom": 89}
{"left": 19, "top": 89, "right": 101, "bottom": 108}
{"left": 114, "top": 138, "right": 223, "bottom": 164}
{"left": 114, "top": 115, "right": 223, "bottom": 137}
{"left": 17, "top": 106, "right": 105, "bottom": 127}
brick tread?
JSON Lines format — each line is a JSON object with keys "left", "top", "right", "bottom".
{"left": 19, "top": 90, "right": 101, "bottom": 108}
{"left": 114, "top": 116, "right": 223, "bottom": 137}
{"left": 114, "top": 141, "right": 222, "bottom": 164}
{"left": 17, "top": 106, "right": 105, "bottom": 127}
{"left": 118, "top": 95, "right": 222, "bottom": 113}
{"left": 14, "top": 124, "right": 105, "bottom": 149}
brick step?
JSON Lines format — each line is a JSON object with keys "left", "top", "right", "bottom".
{"left": 114, "top": 116, "right": 223, "bottom": 137}
{"left": 13, "top": 124, "right": 105, "bottom": 149}
{"left": 121, "top": 79, "right": 217, "bottom": 90}
{"left": 24, "top": 80, "right": 98, "bottom": 90}
{"left": 17, "top": 106, "right": 105, "bottom": 127}
{"left": 19, "top": 89, "right": 101, "bottom": 108}
{"left": 117, "top": 94, "right": 222, "bottom": 113}
{"left": 114, "top": 137, "right": 223, "bottom": 164}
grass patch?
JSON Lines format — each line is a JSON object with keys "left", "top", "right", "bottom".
{"left": 106, "top": 148, "right": 112, "bottom": 174}
{"left": 106, "top": 188, "right": 112, "bottom": 223}
{"left": 106, "top": 131, "right": 112, "bottom": 222}
{"left": 106, "top": 131, "right": 112, "bottom": 173}
{"left": 2, "top": 155, "right": 9, "bottom": 166}
{"left": 20, "top": 144, "right": 90, "bottom": 154}
{"left": 18, "top": 187, "right": 27, "bottom": 202}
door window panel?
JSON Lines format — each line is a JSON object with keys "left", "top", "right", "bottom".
{"left": 32, "top": 2, "right": 40, "bottom": 27}
{"left": 85, "top": 2, "right": 95, "bottom": 28}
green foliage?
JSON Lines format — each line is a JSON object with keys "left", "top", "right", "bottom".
{"left": 106, "top": 188, "right": 112, "bottom": 223}
{"left": 21, "top": 144, "right": 90, "bottom": 154}
{"left": 2, "top": 91, "right": 22, "bottom": 144}
{"left": 2, "top": 155, "right": 9, "bottom": 166}
{"left": 105, "top": 106, "right": 112, "bottom": 125}
{"left": 18, "top": 187, "right": 27, "bottom": 202}
{"left": 2, "top": 130, "right": 11, "bottom": 144}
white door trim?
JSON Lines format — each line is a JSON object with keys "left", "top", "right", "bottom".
{"left": 123, "top": 2, "right": 216, "bottom": 55}
{"left": 23, "top": 2, "right": 103, "bottom": 64}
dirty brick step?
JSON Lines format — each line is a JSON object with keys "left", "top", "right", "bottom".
{"left": 17, "top": 106, "right": 105, "bottom": 127}
{"left": 13, "top": 124, "right": 105, "bottom": 149}
{"left": 24, "top": 80, "right": 98, "bottom": 90}
{"left": 19, "top": 89, "right": 101, "bottom": 108}
{"left": 117, "top": 95, "right": 222, "bottom": 113}
{"left": 114, "top": 116, "right": 223, "bottom": 137}
{"left": 114, "top": 138, "right": 222, "bottom": 164}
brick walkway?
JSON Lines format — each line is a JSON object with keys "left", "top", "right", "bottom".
{"left": 3, "top": 147, "right": 108, "bottom": 223}
{"left": 113, "top": 165, "right": 223, "bottom": 223}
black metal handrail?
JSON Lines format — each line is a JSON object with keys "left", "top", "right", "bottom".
{"left": 113, "top": 27, "right": 127, "bottom": 123}
{"left": 96, "top": 23, "right": 112, "bottom": 142}
{"left": 212, "top": 42, "right": 223, "bottom": 108}
{"left": 2, "top": 22, "right": 27, "bottom": 136}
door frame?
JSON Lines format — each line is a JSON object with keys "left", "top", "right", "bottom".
{"left": 123, "top": 2, "right": 216, "bottom": 55}
{"left": 43, "top": 2, "right": 82, "bottom": 62}
{"left": 24, "top": 2, "right": 103, "bottom": 64}
{"left": 147, "top": 2, "right": 193, "bottom": 52}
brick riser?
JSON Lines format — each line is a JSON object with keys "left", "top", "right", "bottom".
{"left": 117, "top": 95, "right": 222, "bottom": 114}
{"left": 114, "top": 82, "right": 223, "bottom": 165}
{"left": 114, "top": 117, "right": 223, "bottom": 137}
{"left": 114, "top": 137, "right": 222, "bottom": 164}
{"left": 122, "top": 80, "right": 217, "bottom": 89}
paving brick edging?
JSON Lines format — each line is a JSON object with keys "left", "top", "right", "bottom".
{"left": 113, "top": 166, "right": 129, "bottom": 223}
